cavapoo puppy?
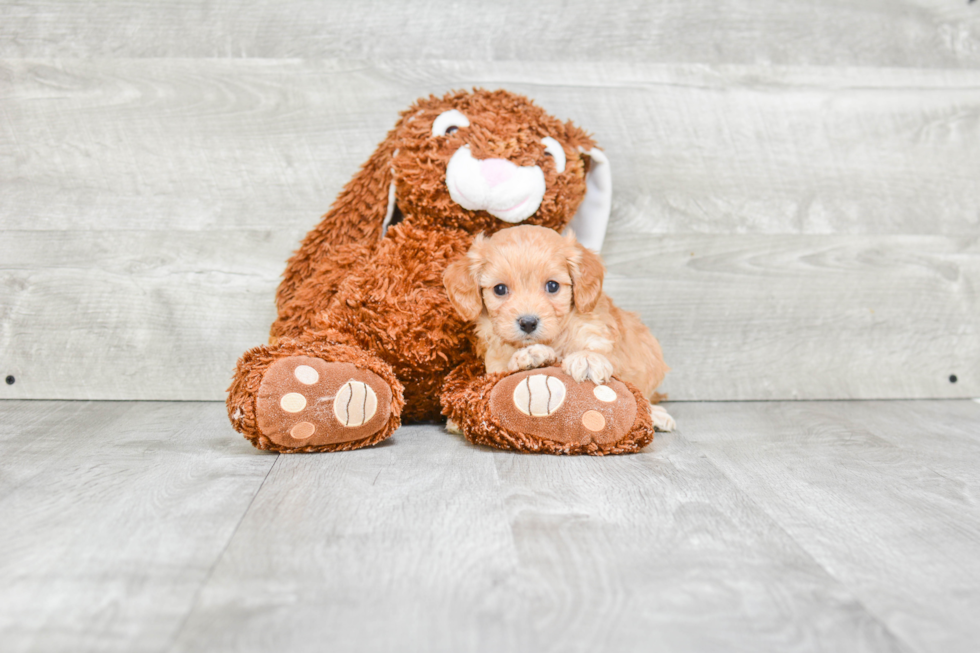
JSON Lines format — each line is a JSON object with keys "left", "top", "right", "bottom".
{"left": 443, "top": 224, "right": 675, "bottom": 431}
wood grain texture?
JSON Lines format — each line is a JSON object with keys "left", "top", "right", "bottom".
{"left": 4, "top": 399, "right": 979, "bottom": 652}
{"left": 0, "top": 230, "right": 287, "bottom": 401}
{"left": 0, "top": 400, "right": 276, "bottom": 653}
{"left": 2, "top": 231, "right": 975, "bottom": 401}
{"left": 676, "top": 399, "right": 980, "bottom": 653}
{"left": 3, "top": 60, "right": 978, "bottom": 402}
{"left": 169, "top": 422, "right": 911, "bottom": 653}
{"left": 602, "top": 233, "right": 980, "bottom": 401}
{"left": 836, "top": 399, "right": 980, "bottom": 494}
{"left": 3, "top": 59, "right": 980, "bottom": 236}
{"left": 1, "top": 0, "right": 979, "bottom": 68}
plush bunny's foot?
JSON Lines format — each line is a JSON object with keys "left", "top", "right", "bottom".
{"left": 490, "top": 368, "right": 643, "bottom": 451}
{"left": 442, "top": 366, "right": 655, "bottom": 455}
{"left": 229, "top": 340, "right": 404, "bottom": 453}
{"left": 253, "top": 355, "right": 394, "bottom": 451}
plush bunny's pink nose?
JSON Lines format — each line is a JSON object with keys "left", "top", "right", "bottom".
{"left": 479, "top": 158, "right": 516, "bottom": 188}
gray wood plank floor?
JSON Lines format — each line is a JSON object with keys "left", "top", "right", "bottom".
{"left": 2, "top": 399, "right": 978, "bottom": 652}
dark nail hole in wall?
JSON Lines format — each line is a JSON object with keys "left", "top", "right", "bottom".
{"left": 949, "top": 374, "right": 958, "bottom": 383}
{"left": 4, "top": 375, "right": 14, "bottom": 385}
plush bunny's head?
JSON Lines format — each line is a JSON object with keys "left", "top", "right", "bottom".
{"left": 276, "top": 89, "right": 612, "bottom": 317}
{"left": 378, "top": 89, "right": 611, "bottom": 251}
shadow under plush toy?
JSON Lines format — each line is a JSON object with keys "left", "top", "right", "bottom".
{"left": 227, "top": 89, "right": 655, "bottom": 455}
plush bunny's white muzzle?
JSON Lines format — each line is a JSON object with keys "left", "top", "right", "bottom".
{"left": 445, "top": 146, "right": 545, "bottom": 223}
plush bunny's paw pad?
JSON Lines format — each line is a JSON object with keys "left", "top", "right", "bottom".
{"left": 511, "top": 373, "right": 567, "bottom": 415}
{"left": 256, "top": 356, "right": 392, "bottom": 449}
{"left": 489, "top": 367, "right": 638, "bottom": 447}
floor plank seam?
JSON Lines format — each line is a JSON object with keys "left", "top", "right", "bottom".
{"left": 162, "top": 452, "right": 281, "bottom": 653}
{"left": 686, "top": 437, "right": 920, "bottom": 652}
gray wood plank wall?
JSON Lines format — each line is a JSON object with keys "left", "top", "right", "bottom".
{"left": 1, "top": 3, "right": 979, "bottom": 401}
{"left": 3, "top": 1, "right": 979, "bottom": 67}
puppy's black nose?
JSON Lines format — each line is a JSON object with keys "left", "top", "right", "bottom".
{"left": 518, "top": 315, "right": 539, "bottom": 334}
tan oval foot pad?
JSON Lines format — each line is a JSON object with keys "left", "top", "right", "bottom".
{"left": 334, "top": 381, "right": 378, "bottom": 426}
{"left": 290, "top": 421, "right": 316, "bottom": 439}
{"left": 490, "top": 368, "right": 637, "bottom": 446}
{"left": 513, "top": 374, "right": 566, "bottom": 416}
{"left": 256, "top": 355, "right": 391, "bottom": 447}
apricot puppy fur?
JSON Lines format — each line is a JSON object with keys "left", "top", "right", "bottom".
{"left": 444, "top": 224, "right": 674, "bottom": 431}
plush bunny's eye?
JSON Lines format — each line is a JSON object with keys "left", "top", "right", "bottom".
{"left": 433, "top": 109, "right": 470, "bottom": 137}
{"left": 541, "top": 136, "right": 566, "bottom": 173}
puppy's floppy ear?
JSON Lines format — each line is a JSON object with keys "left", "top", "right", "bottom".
{"left": 443, "top": 234, "right": 487, "bottom": 322}
{"left": 564, "top": 231, "right": 605, "bottom": 313}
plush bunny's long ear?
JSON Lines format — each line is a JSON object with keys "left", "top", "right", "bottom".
{"left": 276, "top": 127, "right": 398, "bottom": 311}
{"left": 563, "top": 147, "right": 611, "bottom": 253}
{"left": 380, "top": 180, "right": 399, "bottom": 237}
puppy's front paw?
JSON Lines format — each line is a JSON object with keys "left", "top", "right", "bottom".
{"left": 561, "top": 351, "right": 613, "bottom": 385}
{"left": 508, "top": 345, "right": 558, "bottom": 372}
{"left": 648, "top": 404, "right": 676, "bottom": 432}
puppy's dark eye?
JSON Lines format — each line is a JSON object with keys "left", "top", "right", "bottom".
{"left": 445, "top": 126, "right": 458, "bottom": 135}
{"left": 546, "top": 280, "right": 560, "bottom": 293}
{"left": 493, "top": 284, "right": 508, "bottom": 297}
{"left": 543, "top": 151, "right": 552, "bottom": 157}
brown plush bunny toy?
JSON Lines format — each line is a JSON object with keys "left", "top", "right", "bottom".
{"left": 227, "top": 89, "right": 654, "bottom": 455}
